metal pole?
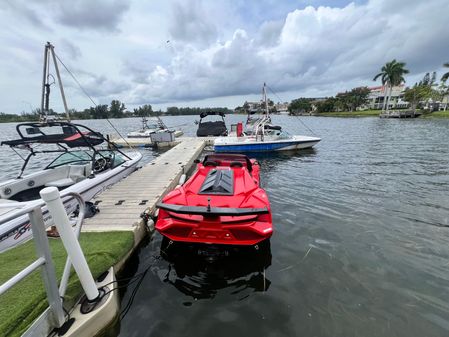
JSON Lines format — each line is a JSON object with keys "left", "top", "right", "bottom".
{"left": 40, "top": 43, "right": 49, "bottom": 114}
{"left": 59, "top": 193, "right": 86, "bottom": 297}
{"left": 49, "top": 44, "right": 71, "bottom": 121}
{"left": 40, "top": 187, "right": 99, "bottom": 301}
{"left": 28, "top": 207, "right": 66, "bottom": 328}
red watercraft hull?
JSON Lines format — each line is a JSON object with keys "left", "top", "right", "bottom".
{"left": 155, "top": 154, "right": 272, "bottom": 245}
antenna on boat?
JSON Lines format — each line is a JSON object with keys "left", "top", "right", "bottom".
{"left": 40, "top": 42, "right": 71, "bottom": 123}
{"left": 263, "top": 82, "right": 269, "bottom": 117}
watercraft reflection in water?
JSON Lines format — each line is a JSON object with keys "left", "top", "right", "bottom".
{"left": 159, "top": 237, "right": 272, "bottom": 300}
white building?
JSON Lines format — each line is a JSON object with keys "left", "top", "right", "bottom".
{"left": 365, "top": 85, "right": 409, "bottom": 110}
{"left": 275, "top": 102, "right": 289, "bottom": 114}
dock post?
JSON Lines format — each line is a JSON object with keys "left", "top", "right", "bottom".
{"left": 40, "top": 187, "right": 100, "bottom": 301}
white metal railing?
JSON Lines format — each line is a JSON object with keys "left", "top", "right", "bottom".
{"left": 0, "top": 189, "right": 90, "bottom": 334}
{"left": 0, "top": 205, "right": 66, "bottom": 329}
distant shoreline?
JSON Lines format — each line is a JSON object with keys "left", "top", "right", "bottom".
{"left": 312, "top": 110, "right": 449, "bottom": 118}
{"left": 0, "top": 110, "right": 448, "bottom": 123}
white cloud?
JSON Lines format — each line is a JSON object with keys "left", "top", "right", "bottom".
{"left": 124, "top": 0, "right": 449, "bottom": 107}
{"left": 0, "top": 0, "right": 448, "bottom": 113}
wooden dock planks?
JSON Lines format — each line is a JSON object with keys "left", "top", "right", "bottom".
{"left": 82, "top": 138, "right": 205, "bottom": 234}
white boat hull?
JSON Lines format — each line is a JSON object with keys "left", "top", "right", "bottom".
{"left": 214, "top": 135, "right": 321, "bottom": 152}
{"left": 0, "top": 152, "right": 142, "bottom": 252}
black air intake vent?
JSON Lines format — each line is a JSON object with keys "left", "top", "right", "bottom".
{"left": 199, "top": 169, "right": 234, "bottom": 195}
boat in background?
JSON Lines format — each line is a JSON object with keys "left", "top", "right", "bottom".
{"left": 127, "top": 116, "right": 183, "bottom": 138}
{"left": 214, "top": 84, "right": 321, "bottom": 152}
{"left": 156, "top": 153, "right": 272, "bottom": 246}
{"left": 196, "top": 111, "right": 228, "bottom": 137}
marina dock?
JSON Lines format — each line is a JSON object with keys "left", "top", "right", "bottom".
{"left": 0, "top": 138, "right": 208, "bottom": 337}
{"left": 379, "top": 110, "right": 422, "bottom": 118}
{"left": 82, "top": 138, "right": 206, "bottom": 243}
{"left": 111, "top": 135, "right": 215, "bottom": 148}
{"left": 111, "top": 130, "right": 184, "bottom": 148}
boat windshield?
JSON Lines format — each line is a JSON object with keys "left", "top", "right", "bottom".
{"left": 278, "top": 130, "right": 291, "bottom": 139}
{"left": 46, "top": 150, "right": 93, "bottom": 168}
{"left": 147, "top": 123, "right": 160, "bottom": 129}
{"left": 46, "top": 150, "right": 126, "bottom": 169}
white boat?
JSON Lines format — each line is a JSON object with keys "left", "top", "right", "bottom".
{"left": 214, "top": 84, "right": 321, "bottom": 152}
{"left": 0, "top": 122, "right": 142, "bottom": 252}
{"left": 127, "top": 116, "right": 183, "bottom": 138}
{"left": 0, "top": 42, "right": 143, "bottom": 252}
{"left": 214, "top": 134, "right": 321, "bottom": 152}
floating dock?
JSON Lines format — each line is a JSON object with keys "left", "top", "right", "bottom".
{"left": 111, "top": 135, "right": 216, "bottom": 148}
{"left": 2, "top": 138, "right": 210, "bottom": 337}
{"left": 379, "top": 110, "right": 422, "bottom": 118}
{"left": 111, "top": 130, "right": 184, "bottom": 148}
{"left": 82, "top": 138, "right": 206, "bottom": 244}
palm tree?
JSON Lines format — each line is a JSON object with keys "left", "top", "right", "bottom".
{"left": 441, "top": 62, "right": 449, "bottom": 82}
{"left": 373, "top": 59, "right": 409, "bottom": 114}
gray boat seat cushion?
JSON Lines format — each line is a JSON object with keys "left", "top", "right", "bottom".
{"left": 45, "top": 178, "right": 77, "bottom": 188}
{"left": 45, "top": 165, "right": 88, "bottom": 188}
{"left": 69, "top": 165, "right": 85, "bottom": 177}
{"left": 68, "top": 165, "right": 87, "bottom": 182}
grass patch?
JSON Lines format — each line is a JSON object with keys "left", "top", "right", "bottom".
{"left": 421, "top": 110, "right": 449, "bottom": 118}
{"left": 316, "top": 109, "right": 380, "bottom": 117}
{"left": 0, "top": 231, "right": 134, "bottom": 337}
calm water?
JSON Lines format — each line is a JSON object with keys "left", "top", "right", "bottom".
{"left": 1, "top": 116, "right": 449, "bottom": 336}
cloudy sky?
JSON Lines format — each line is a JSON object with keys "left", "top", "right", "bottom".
{"left": 0, "top": 0, "right": 448, "bottom": 114}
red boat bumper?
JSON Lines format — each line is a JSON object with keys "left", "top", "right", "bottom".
{"left": 156, "top": 203, "right": 273, "bottom": 245}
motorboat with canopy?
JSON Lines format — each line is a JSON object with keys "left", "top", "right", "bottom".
{"left": 214, "top": 84, "right": 321, "bottom": 152}
{"left": 0, "top": 42, "right": 142, "bottom": 252}
{"left": 196, "top": 111, "right": 228, "bottom": 137}
{"left": 127, "top": 116, "right": 183, "bottom": 138}
{"left": 0, "top": 122, "right": 142, "bottom": 252}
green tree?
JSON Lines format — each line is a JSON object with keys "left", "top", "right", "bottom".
{"left": 335, "top": 92, "right": 351, "bottom": 111}
{"left": 166, "top": 106, "right": 180, "bottom": 115}
{"left": 404, "top": 72, "right": 441, "bottom": 113}
{"left": 89, "top": 104, "right": 109, "bottom": 119}
{"left": 404, "top": 85, "right": 428, "bottom": 112}
{"left": 373, "top": 59, "right": 409, "bottom": 113}
{"left": 348, "top": 87, "right": 370, "bottom": 111}
{"left": 441, "top": 62, "right": 449, "bottom": 83}
{"left": 133, "top": 104, "right": 153, "bottom": 117}
{"left": 419, "top": 72, "right": 437, "bottom": 87}
{"left": 315, "top": 97, "right": 337, "bottom": 113}
{"left": 289, "top": 98, "right": 312, "bottom": 114}
{"left": 109, "top": 100, "right": 126, "bottom": 118}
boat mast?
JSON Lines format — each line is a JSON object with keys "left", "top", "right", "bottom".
{"left": 40, "top": 44, "right": 48, "bottom": 121}
{"left": 40, "top": 42, "right": 71, "bottom": 123}
{"left": 49, "top": 43, "right": 70, "bottom": 121}
{"left": 263, "top": 82, "right": 269, "bottom": 117}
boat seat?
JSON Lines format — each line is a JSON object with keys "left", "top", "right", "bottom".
{"left": 204, "top": 160, "right": 218, "bottom": 167}
{"left": 45, "top": 178, "right": 77, "bottom": 188}
{"left": 230, "top": 161, "right": 243, "bottom": 168}
{"left": 45, "top": 164, "right": 88, "bottom": 188}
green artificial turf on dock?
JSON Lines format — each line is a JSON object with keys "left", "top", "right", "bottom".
{"left": 0, "top": 231, "right": 134, "bottom": 337}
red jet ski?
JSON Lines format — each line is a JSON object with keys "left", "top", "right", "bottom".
{"left": 156, "top": 154, "right": 272, "bottom": 246}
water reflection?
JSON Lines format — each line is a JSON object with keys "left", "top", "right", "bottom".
{"left": 159, "top": 238, "right": 272, "bottom": 301}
